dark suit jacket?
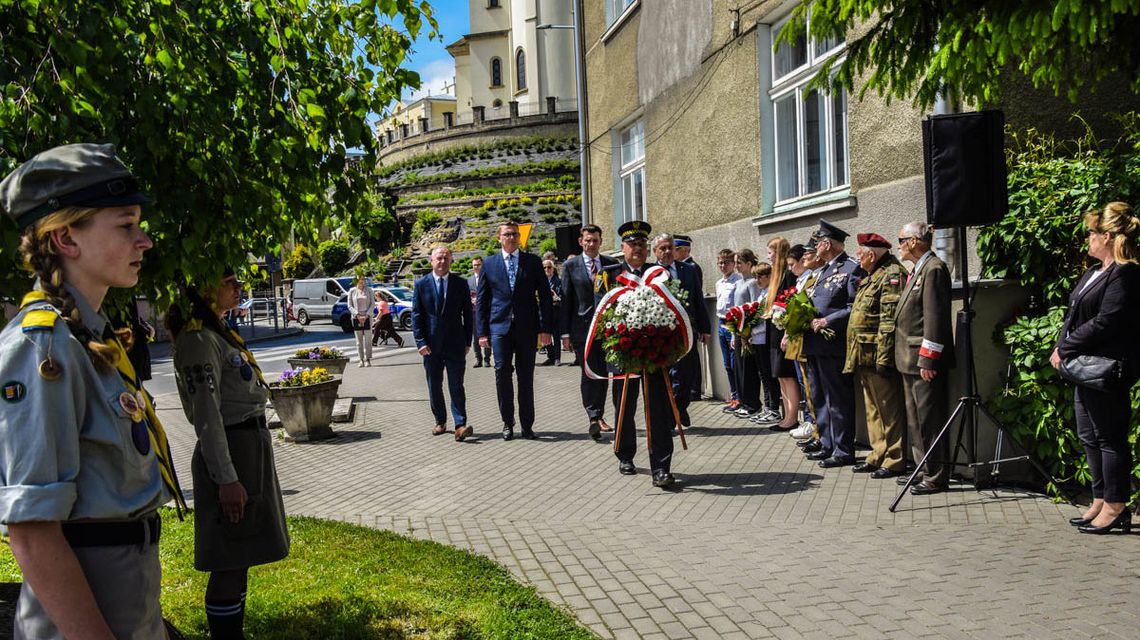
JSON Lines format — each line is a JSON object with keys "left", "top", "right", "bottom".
{"left": 475, "top": 250, "right": 555, "bottom": 338}
{"left": 560, "top": 253, "right": 620, "bottom": 343}
{"left": 666, "top": 261, "right": 711, "bottom": 335}
{"left": 893, "top": 253, "right": 955, "bottom": 374}
{"left": 412, "top": 272, "right": 472, "bottom": 356}
{"left": 1057, "top": 262, "right": 1140, "bottom": 371}
{"left": 802, "top": 252, "right": 864, "bottom": 357}
{"left": 681, "top": 257, "right": 704, "bottom": 290}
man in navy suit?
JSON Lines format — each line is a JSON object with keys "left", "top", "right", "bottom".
{"left": 413, "top": 246, "right": 474, "bottom": 441}
{"left": 560, "top": 224, "right": 620, "bottom": 440}
{"left": 466, "top": 256, "right": 493, "bottom": 368}
{"left": 476, "top": 221, "right": 556, "bottom": 440}
{"left": 652, "top": 233, "right": 711, "bottom": 428}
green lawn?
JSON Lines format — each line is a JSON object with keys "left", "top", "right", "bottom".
{"left": 0, "top": 510, "right": 595, "bottom": 639}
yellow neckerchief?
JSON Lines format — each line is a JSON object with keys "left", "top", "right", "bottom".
{"left": 108, "top": 337, "right": 188, "bottom": 517}
{"left": 225, "top": 327, "right": 269, "bottom": 389}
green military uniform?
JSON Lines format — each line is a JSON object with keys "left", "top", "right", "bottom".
{"left": 844, "top": 252, "right": 908, "bottom": 472}
{"left": 174, "top": 321, "right": 289, "bottom": 572}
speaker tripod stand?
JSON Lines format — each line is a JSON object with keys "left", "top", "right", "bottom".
{"left": 889, "top": 226, "right": 1065, "bottom": 512}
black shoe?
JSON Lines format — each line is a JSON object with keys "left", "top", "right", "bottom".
{"left": 502, "top": 425, "right": 514, "bottom": 441}
{"left": 768, "top": 422, "right": 797, "bottom": 432}
{"left": 819, "top": 456, "right": 855, "bottom": 469}
{"left": 520, "top": 428, "right": 537, "bottom": 440}
{"left": 797, "top": 437, "right": 820, "bottom": 450}
{"left": 1077, "top": 508, "right": 1132, "bottom": 535}
{"left": 619, "top": 460, "right": 636, "bottom": 475}
{"left": 539, "top": 359, "right": 555, "bottom": 367}
{"left": 852, "top": 462, "right": 877, "bottom": 473}
{"left": 679, "top": 409, "right": 691, "bottom": 427}
{"left": 652, "top": 470, "right": 676, "bottom": 488}
{"left": 1069, "top": 515, "right": 1095, "bottom": 527}
{"left": 801, "top": 440, "right": 823, "bottom": 453}
{"left": 871, "top": 467, "right": 901, "bottom": 479}
{"left": 896, "top": 475, "right": 915, "bottom": 486}
{"left": 910, "top": 481, "right": 946, "bottom": 496}
{"left": 589, "top": 421, "right": 602, "bottom": 441}
{"left": 473, "top": 362, "right": 483, "bottom": 368}
{"left": 806, "top": 450, "right": 830, "bottom": 461}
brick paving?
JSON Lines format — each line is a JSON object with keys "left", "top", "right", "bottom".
{"left": 157, "top": 347, "right": 1140, "bottom": 639}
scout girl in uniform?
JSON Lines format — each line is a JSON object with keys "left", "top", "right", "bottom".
{"left": 168, "top": 270, "right": 289, "bottom": 640}
{"left": 0, "top": 143, "right": 184, "bottom": 639}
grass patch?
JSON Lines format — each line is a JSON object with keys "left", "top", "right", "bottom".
{"left": 0, "top": 510, "right": 594, "bottom": 639}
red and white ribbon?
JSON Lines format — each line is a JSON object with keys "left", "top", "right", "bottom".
{"left": 582, "top": 265, "right": 694, "bottom": 380}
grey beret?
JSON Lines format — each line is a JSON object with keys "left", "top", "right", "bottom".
{"left": 0, "top": 143, "right": 148, "bottom": 230}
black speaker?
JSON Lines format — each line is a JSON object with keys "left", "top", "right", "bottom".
{"left": 554, "top": 224, "right": 579, "bottom": 259}
{"left": 922, "top": 110, "right": 1008, "bottom": 227}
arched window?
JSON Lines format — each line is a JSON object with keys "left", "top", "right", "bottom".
{"left": 490, "top": 58, "right": 502, "bottom": 87}
{"left": 515, "top": 49, "right": 527, "bottom": 91}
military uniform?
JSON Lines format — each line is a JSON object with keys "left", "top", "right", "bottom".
{"left": 174, "top": 322, "right": 290, "bottom": 572}
{"left": 844, "top": 248, "right": 908, "bottom": 473}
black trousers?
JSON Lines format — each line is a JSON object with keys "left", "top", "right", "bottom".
{"left": 1074, "top": 384, "right": 1133, "bottom": 503}
{"left": 734, "top": 341, "right": 761, "bottom": 412}
{"left": 670, "top": 348, "right": 700, "bottom": 415}
{"left": 753, "top": 342, "right": 780, "bottom": 413}
{"left": 612, "top": 372, "right": 674, "bottom": 473}
{"left": 574, "top": 340, "right": 608, "bottom": 422}
{"left": 491, "top": 329, "right": 538, "bottom": 430}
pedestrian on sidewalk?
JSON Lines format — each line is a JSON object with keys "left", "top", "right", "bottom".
{"left": 0, "top": 143, "right": 184, "bottom": 638}
{"left": 412, "top": 246, "right": 473, "bottom": 441}
{"left": 349, "top": 275, "right": 375, "bottom": 366}
{"left": 168, "top": 270, "right": 290, "bottom": 639}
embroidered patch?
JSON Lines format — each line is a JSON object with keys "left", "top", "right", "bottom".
{"left": 888, "top": 277, "right": 900, "bottom": 286}
{"left": 229, "top": 354, "right": 243, "bottom": 367}
{"left": 3, "top": 381, "right": 26, "bottom": 403}
{"left": 240, "top": 363, "right": 253, "bottom": 382}
{"left": 119, "top": 391, "right": 143, "bottom": 421}
{"left": 131, "top": 419, "right": 152, "bottom": 455}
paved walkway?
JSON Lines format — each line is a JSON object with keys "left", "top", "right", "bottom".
{"left": 157, "top": 348, "right": 1139, "bottom": 640}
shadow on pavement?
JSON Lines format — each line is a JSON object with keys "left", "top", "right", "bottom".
{"left": 679, "top": 471, "right": 823, "bottom": 496}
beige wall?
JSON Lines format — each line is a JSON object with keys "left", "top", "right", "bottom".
{"left": 471, "top": 0, "right": 509, "bottom": 34}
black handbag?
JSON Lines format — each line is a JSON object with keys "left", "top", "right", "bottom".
{"left": 1058, "top": 355, "right": 1123, "bottom": 391}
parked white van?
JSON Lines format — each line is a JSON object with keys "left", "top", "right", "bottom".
{"left": 291, "top": 277, "right": 354, "bottom": 325}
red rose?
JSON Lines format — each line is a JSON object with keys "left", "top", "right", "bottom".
{"left": 631, "top": 348, "right": 642, "bottom": 357}
{"left": 619, "top": 336, "right": 632, "bottom": 349}
{"left": 645, "top": 325, "right": 657, "bottom": 336}
{"left": 604, "top": 328, "right": 614, "bottom": 337}
{"left": 617, "top": 323, "right": 628, "bottom": 334}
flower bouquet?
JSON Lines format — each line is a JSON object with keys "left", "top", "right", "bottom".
{"left": 595, "top": 284, "right": 689, "bottom": 374}
{"left": 277, "top": 366, "right": 332, "bottom": 387}
{"left": 772, "top": 287, "right": 834, "bottom": 339}
{"left": 294, "top": 346, "right": 345, "bottom": 360}
{"left": 723, "top": 301, "right": 765, "bottom": 354}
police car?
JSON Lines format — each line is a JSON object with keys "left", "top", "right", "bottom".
{"left": 330, "top": 286, "right": 413, "bottom": 333}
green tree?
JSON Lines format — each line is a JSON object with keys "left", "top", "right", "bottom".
{"left": 317, "top": 238, "right": 351, "bottom": 275}
{"left": 348, "top": 194, "right": 401, "bottom": 256}
{"left": 282, "top": 244, "right": 315, "bottom": 280}
{"left": 784, "top": 1, "right": 1140, "bottom": 109}
{"left": 0, "top": 0, "right": 437, "bottom": 303}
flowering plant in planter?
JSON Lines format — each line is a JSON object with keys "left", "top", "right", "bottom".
{"left": 277, "top": 367, "right": 332, "bottom": 388}
{"left": 294, "top": 346, "right": 345, "bottom": 360}
{"left": 594, "top": 277, "right": 690, "bottom": 374}
{"left": 723, "top": 301, "right": 765, "bottom": 354}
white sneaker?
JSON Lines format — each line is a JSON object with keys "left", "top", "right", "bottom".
{"left": 358, "top": 361, "right": 366, "bottom": 368}
{"left": 790, "top": 422, "right": 815, "bottom": 439}
{"left": 734, "top": 407, "right": 755, "bottom": 418}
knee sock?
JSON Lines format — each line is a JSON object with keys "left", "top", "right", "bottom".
{"left": 205, "top": 592, "right": 246, "bottom": 640}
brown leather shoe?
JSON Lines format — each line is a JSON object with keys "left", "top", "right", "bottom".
{"left": 599, "top": 418, "right": 614, "bottom": 432}
{"left": 431, "top": 425, "right": 446, "bottom": 436}
{"left": 454, "top": 425, "right": 473, "bottom": 441}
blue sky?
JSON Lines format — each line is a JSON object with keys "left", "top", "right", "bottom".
{"left": 401, "top": 0, "right": 468, "bottom": 102}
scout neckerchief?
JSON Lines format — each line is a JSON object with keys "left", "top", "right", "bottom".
{"left": 107, "top": 336, "right": 189, "bottom": 517}
{"left": 225, "top": 327, "right": 269, "bottom": 389}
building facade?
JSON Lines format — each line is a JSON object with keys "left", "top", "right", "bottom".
{"left": 378, "top": 96, "right": 459, "bottom": 143}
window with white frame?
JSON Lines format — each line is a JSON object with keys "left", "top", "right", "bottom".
{"left": 606, "top": 0, "right": 637, "bottom": 27}
{"left": 770, "top": 15, "right": 848, "bottom": 205}
{"left": 515, "top": 49, "right": 527, "bottom": 91}
{"left": 617, "top": 120, "right": 646, "bottom": 225}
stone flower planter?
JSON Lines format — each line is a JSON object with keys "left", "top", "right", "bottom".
{"left": 270, "top": 377, "right": 342, "bottom": 442}
{"left": 286, "top": 357, "right": 349, "bottom": 375}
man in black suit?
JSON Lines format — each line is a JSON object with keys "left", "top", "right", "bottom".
{"left": 652, "top": 233, "right": 711, "bottom": 428}
{"left": 540, "top": 259, "right": 563, "bottom": 366}
{"left": 412, "top": 246, "right": 473, "bottom": 441}
{"left": 475, "top": 221, "right": 556, "bottom": 440}
{"left": 604, "top": 221, "right": 679, "bottom": 488}
{"left": 560, "top": 224, "right": 619, "bottom": 440}
{"left": 674, "top": 235, "right": 705, "bottom": 400}
{"left": 466, "top": 256, "right": 492, "bottom": 368}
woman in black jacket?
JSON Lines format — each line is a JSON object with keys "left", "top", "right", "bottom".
{"left": 1050, "top": 202, "right": 1140, "bottom": 534}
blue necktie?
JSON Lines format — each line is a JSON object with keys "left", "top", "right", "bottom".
{"left": 436, "top": 277, "right": 444, "bottom": 314}
{"left": 507, "top": 254, "right": 517, "bottom": 291}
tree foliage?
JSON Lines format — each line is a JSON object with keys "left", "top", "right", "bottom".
{"left": 784, "top": 1, "right": 1140, "bottom": 109}
{"left": 0, "top": 0, "right": 437, "bottom": 304}
{"left": 317, "top": 238, "right": 351, "bottom": 275}
{"left": 347, "top": 193, "right": 401, "bottom": 256}
{"left": 282, "top": 243, "right": 315, "bottom": 280}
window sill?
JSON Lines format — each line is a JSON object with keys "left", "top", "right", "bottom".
{"left": 755, "top": 190, "right": 856, "bottom": 227}
{"left": 601, "top": 0, "right": 640, "bottom": 44}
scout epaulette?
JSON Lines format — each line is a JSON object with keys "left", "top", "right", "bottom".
{"left": 19, "top": 291, "right": 61, "bottom": 333}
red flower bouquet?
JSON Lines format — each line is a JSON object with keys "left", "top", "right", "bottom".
{"left": 723, "top": 301, "right": 765, "bottom": 354}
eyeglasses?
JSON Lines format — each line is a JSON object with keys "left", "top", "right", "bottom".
{"left": 500, "top": 232, "right": 520, "bottom": 237}
{"left": 897, "top": 236, "right": 915, "bottom": 245}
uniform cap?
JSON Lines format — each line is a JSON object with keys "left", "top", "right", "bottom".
{"left": 618, "top": 220, "right": 652, "bottom": 243}
{"left": 673, "top": 234, "right": 692, "bottom": 247}
{"left": 811, "top": 219, "right": 849, "bottom": 242}
{"left": 0, "top": 143, "right": 148, "bottom": 230}
{"left": 804, "top": 238, "right": 818, "bottom": 253}
{"left": 856, "top": 233, "right": 891, "bottom": 249}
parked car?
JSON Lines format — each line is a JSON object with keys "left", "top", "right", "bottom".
{"left": 330, "top": 285, "right": 413, "bottom": 333}
{"left": 291, "top": 277, "right": 354, "bottom": 325}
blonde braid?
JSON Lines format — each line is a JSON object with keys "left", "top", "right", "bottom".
{"left": 18, "top": 209, "right": 120, "bottom": 372}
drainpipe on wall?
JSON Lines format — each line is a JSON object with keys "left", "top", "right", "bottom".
{"left": 931, "top": 92, "right": 960, "bottom": 283}
{"left": 573, "top": 0, "right": 590, "bottom": 225}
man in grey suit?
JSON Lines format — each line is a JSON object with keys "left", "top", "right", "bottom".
{"left": 467, "top": 256, "right": 492, "bottom": 368}
{"left": 894, "top": 221, "right": 956, "bottom": 495}
{"left": 801, "top": 220, "right": 865, "bottom": 468}
{"left": 560, "top": 224, "right": 619, "bottom": 440}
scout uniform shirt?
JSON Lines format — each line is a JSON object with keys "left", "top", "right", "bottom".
{"left": 0, "top": 285, "right": 166, "bottom": 527}
{"left": 173, "top": 323, "right": 269, "bottom": 485}
{"left": 844, "top": 254, "right": 908, "bottom": 373}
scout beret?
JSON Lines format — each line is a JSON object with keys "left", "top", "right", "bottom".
{"left": 0, "top": 143, "right": 148, "bottom": 230}
{"left": 673, "top": 234, "right": 692, "bottom": 247}
{"left": 618, "top": 220, "right": 652, "bottom": 242}
{"left": 856, "top": 233, "right": 892, "bottom": 249}
{"left": 812, "top": 219, "right": 849, "bottom": 242}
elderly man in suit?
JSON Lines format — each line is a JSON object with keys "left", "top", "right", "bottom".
{"left": 476, "top": 221, "right": 556, "bottom": 440}
{"left": 466, "top": 256, "right": 493, "bottom": 368}
{"left": 652, "top": 233, "right": 711, "bottom": 427}
{"left": 412, "top": 246, "right": 473, "bottom": 441}
{"left": 560, "top": 224, "right": 619, "bottom": 440}
{"left": 894, "top": 221, "right": 956, "bottom": 495}
{"left": 801, "top": 220, "right": 865, "bottom": 468}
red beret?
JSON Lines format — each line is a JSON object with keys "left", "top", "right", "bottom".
{"left": 857, "top": 233, "right": 891, "bottom": 249}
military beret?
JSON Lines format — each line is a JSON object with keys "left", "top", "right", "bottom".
{"left": 812, "top": 218, "right": 849, "bottom": 242}
{"left": 673, "top": 234, "right": 692, "bottom": 247}
{"left": 856, "top": 233, "right": 891, "bottom": 249}
{"left": 0, "top": 143, "right": 148, "bottom": 231}
{"left": 618, "top": 220, "right": 652, "bottom": 243}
